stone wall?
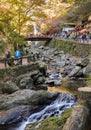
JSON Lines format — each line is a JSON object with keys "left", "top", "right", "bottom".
{"left": 0, "top": 62, "right": 39, "bottom": 81}
{"left": 49, "top": 39, "right": 91, "bottom": 58}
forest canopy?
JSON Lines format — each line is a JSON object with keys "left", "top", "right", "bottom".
{"left": 0, "top": 0, "right": 91, "bottom": 47}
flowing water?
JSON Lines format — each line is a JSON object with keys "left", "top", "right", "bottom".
{"left": 9, "top": 93, "right": 76, "bottom": 130}
{"left": 33, "top": 23, "right": 39, "bottom": 46}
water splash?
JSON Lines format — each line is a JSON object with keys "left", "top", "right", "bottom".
{"left": 28, "top": 93, "right": 76, "bottom": 123}
{"left": 14, "top": 121, "right": 28, "bottom": 130}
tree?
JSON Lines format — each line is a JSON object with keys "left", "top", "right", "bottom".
{"left": 0, "top": 0, "right": 46, "bottom": 48}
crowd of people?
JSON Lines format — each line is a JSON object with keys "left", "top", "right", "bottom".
{"left": 59, "top": 30, "right": 91, "bottom": 43}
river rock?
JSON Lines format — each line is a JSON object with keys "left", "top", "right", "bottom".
{"left": 0, "top": 106, "right": 31, "bottom": 125}
{"left": 0, "top": 90, "right": 59, "bottom": 125}
{"left": 78, "top": 87, "right": 91, "bottom": 107}
{"left": 14, "top": 70, "right": 39, "bottom": 85}
{"left": 62, "top": 105, "right": 89, "bottom": 130}
{"left": 31, "top": 72, "right": 45, "bottom": 85}
{"left": 83, "top": 65, "right": 91, "bottom": 77}
{"left": 0, "top": 81, "right": 19, "bottom": 94}
{"left": 68, "top": 66, "right": 81, "bottom": 77}
{"left": 0, "top": 89, "right": 59, "bottom": 110}
{"left": 19, "top": 76, "right": 34, "bottom": 89}
{"left": 76, "top": 57, "right": 89, "bottom": 68}
{"left": 67, "top": 58, "right": 89, "bottom": 78}
{"left": 13, "top": 70, "right": 46, "bottom": 90}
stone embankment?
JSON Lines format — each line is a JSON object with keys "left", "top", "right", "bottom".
{"left": 49, "top": 38, "right": 91, "bottom": 58}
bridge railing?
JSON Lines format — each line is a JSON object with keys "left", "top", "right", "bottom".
{"left": 0, "top": 55, "right": 34, "bottom": 69}
{"left": 25, "top": 34, "right": 55, "bottom": 38}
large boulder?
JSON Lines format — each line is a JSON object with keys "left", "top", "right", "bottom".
{"left": 62, "top": 105, "right": 89, "bottom": 130}
{"left": 78, "top": 87, "right": 91, "bottom": 107}
{"left": 19, "top": 76, "right": 34, "bottom": 89}
{"left": 31, "top": 72, "right": 45, "bottom": 85}
{"left": 0, "top": 106, "right": 30, "bottom": 125}
{"left": 13, "top": 70, "right": 46, "bottom": 90}
{"left": 0, "top": 105, "right": 45, "bottom": 125}
{"left": 83, "top": 65, "right": 91, "bottom": 77}
{"left": 68, "top": 58, "right": 89, "bottom": 78}
{"left": 68, "top": 66, "right": 81, "bottom": 77}
{"left": 13, "top": 71, "right": 38, "bottom": 87}
{"left": 0, "top": 90, "right": 59, "bottom": 125}
{"left": 0, "top": 89, "right": 59, "bottom": 110}
{"left": 76, "top": 58, "right": 89, "bottom": 68}
{"left": 0, "top": 81, "right": 19, "bottom": 94}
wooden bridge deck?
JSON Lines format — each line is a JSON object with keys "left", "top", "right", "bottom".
{"left": 24, "top": 34, "right": 54, "bottom": 41}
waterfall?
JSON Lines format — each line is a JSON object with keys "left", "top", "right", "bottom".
{"left": 33, "top": 23, "right": 38, "bottom": 46}
{"left": 14, "top": 93, "right": 76, "bottom": 130}
{"left": 33, "top": 23, "right": 38, "bottom": 35}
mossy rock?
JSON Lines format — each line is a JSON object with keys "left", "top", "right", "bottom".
{"left": 0, "top": 63, "right": 39, "bottom": 81}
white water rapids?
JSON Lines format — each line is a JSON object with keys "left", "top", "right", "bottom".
{"left": 14, "top": 93, "right": 76, "bottom": 130}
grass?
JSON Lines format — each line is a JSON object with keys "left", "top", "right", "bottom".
{"left": 86, "top": 77, "right": 91, "bottom": 87}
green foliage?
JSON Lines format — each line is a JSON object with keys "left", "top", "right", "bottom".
{"left": 0, "top": 0, "right": 47, "bottom": 49}
{"left": 86, "top": 78, "right": 91, "bottom": 87}
{"left": 1, "top": 0, "right": 46, "bottom": 34}
{"left": 63, "top": 0, "right": 91, "bottom": 22}
{"left": 0, "top": 41, "right": 7, "bottom": 56}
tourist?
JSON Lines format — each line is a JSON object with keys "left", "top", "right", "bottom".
{"left": 5, "top": 50, "right": 11, "bottom": 66}
{"left": 82, "top": 34, "right": 87, "bottom": 41}
{"left": 5, "top": 50, "right": 11, "bottom": 59}
{"left": 5, "top": 50, "right": 15, "bottom": 67}
{"left": 15, "top": 49, "right": 22, "bottom": 65}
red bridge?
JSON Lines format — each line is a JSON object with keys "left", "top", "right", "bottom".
{"left": 24, "top": 34, "right": 55, "bottom": 41}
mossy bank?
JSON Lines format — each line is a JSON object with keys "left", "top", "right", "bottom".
{"left": 0, "top": 62, "right": 39, "bottom": 81}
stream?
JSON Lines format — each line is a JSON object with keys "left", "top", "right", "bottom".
{"left": 8, "top": 93, "right": 76, "bottom": 130}
{"left": 7, "top": 44, "right": 83, "bottom": 130}
{"left": 0, "top": 43, "right": 86, "bottom": 130}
